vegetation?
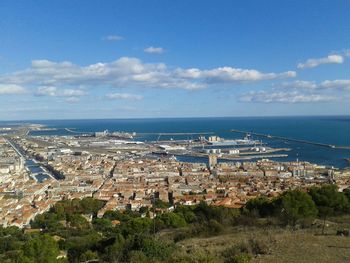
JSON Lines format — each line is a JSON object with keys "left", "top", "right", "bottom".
{"left": 0, "top": 185, "right": 350, "bottom": 262}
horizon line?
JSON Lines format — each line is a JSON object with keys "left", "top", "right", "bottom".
{"left": 1, "top": 114, "right": 350, "bottom": 123}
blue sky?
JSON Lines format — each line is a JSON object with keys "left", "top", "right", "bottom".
{"left": 0, "top": 0, "right": 350, "bottom": 120}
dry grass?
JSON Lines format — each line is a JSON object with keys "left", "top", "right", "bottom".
{"left": 177, "top": 224, "right": 350, "bottom": 263}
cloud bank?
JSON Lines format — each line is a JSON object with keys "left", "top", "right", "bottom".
{"left": 0, "top": 84, "right": 26, "bottom": 94}
{"left": 240, "top": 78, "right": 350, "bottom": 104}
{"left": 0, "top": 57, "right": 296, "bottom": 91}
{"left": 239, "top": 91, "right": 335, "bottom": 103}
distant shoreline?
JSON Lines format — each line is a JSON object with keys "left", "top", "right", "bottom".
{"left": 1, "top": 115, "right": 350, "bottom": 123}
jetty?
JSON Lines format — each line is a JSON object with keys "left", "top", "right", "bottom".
{"left": 231, "top": 129, "right": 350, "bottom": 150}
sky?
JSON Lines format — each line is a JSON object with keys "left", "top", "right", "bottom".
{"left": 0, "top": 0, "right": 350, "bottom": 120}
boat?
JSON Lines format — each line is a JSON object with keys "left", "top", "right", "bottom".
{"left": 207, "top": 135, "right": 260, "bottom": 146}
{"left": 169, "top": 155, "right": 177, "bottom": 161}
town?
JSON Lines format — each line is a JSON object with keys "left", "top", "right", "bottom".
{"left": 0, "top": 124, "right": 349, "bottom": 228}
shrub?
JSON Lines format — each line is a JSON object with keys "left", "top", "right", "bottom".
{"left": 160, "top": 213, "right": 187, "bottom": 228}
{"left": 248, "top": 238, "right": 270, "bottom": 255}
{"left": 231, "top": 253, "right": 251, "bottom": 263}
{"left": 222, "top": 244, "right": 252, "bottom": 263}
{"left": 128, "top": 250, "right": 148, "bottom": 263}
{"left": 245, "top": 196, "right": 274, "bottom": 217}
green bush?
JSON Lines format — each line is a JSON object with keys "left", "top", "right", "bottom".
{"left": 159, "top": 213, "right": 187, "bottom": 228}
{"left": 231, "top": 253, "right": 251, "bottom": 263}
{"left": 248, "top": 238, "right": 270, "bottom": 255}
{"left": 222, "top": 244, "right": 251, "bottom": 263}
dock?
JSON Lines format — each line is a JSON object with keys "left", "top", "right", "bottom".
{"left": 174, "top": 152, "right": 288, "bottom": 161}
{"left": 231, "top": 129, "right": 350, "bottom": 150}
{"left": 137, "top": 132, "right": 215, "bottom": 142}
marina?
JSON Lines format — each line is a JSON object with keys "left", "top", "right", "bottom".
{"left": 4, "top": 116, "right": 350, "bottom": 169}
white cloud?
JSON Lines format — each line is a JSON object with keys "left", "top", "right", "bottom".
{"left": 247, "top": 78, "right": 350, "bottom": 104}
{"left": 106, "top": 93, "right": 143, "bottom": 101}
{"left": 36, "top": 86, "right": 86, "bottom": 97}
{"left": 280, "top": 80, "right": 317, "bottom": 89}
{"left": 319, "top": 80, "right": 350, "bottom": 90}
{"left": 297, "top": 55, "right": 344, "bottom": 69}
{"left": 342, "top": 50, "right": 350, "bottom": 57}
{"left": 65, "top": 97, "right": 80, "bottom": 103}
{"left": 61, "top": 89, "right": 86, "bottom": 97}
{"left": 176, "top": 67, "right": 296, "bottom": 83}
{"left": 144, "top": 46, "right": 165, "bottom": 54}
{"left": 280, "top": 79, "right": 350, "bottom": 91}
{"left": 0, "top": 84, "right": 26, "bottom": 95}
{"left": 239, "top": 90, "right": 336, "bottom": 103}
{"left": 103, "top": 35, "right": 124, "bottom": 41}
{"left": 0, "top": 57, "right": 296, "bottom": 91}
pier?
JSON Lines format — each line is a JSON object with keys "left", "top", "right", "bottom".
{"left": 231, "top": 129, "right": 350, "bottom": 150}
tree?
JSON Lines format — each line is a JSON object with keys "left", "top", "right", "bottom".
{"left": 92, "top": 218, "right": 113, "bottom": 232}
{"left": 309, "top": 184, "right": 350, "bottom": 215}
{"left": 154, "top": 199, "right": 169, "bottom": 209}
{"left": 23, "top": 234, "right": 60, "bottom": 263}
{"left": 68, "top": 214, "right": 90, "bottom": 230}
{"left": 309, "top": 184, "right": 349, "bottom": 234}
{"left": 159, "top": 213, "right": 187, "bottom": 228}
{"left": 79, "top": 250, "right": 98, "bottom": 262}
{"left": 121, "top": 217, "right": 153, "bottom": 236}
{"left": 275, "top": 190, "right": 318, "bottom": 226}
{"left": 174, "top": 205, "right": 197, "bottom": 223}
{"left": 343, "top": 187, "right": 350, "bottom": 202}
{"left": 128, "top": 250, "right": 148, "bottom": 263}
{"left": 101, "top": 234, "right": 125, "bottom": 262}
{"left": 79, "top": 197, "right": 105, "bottom": 215}
{"left": 245, "top": 196, "right": 274, "bottom": 217}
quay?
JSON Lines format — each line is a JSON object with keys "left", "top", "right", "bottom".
{"left": 218, "top": 154, "right": 288, "bottom": 161}
{"left": 5, "top": 138, "right": 57, "bottom": 182}
{"left": 137, "top": 132, "right": 215, "bottom": 142}
{"left": 231, "top": 129, "right": 350, "bottom": 150}
{"left": 174, "top": 152, "right": 288, "bottom": 161}
{"left": 138, "top": 132, "right": 214, "bottom": 135}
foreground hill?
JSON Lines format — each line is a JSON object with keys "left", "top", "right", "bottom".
{"left": 176, "top": 222, "right": 350, "bottom": 263}
{"left": 1, "top": 184, "right": 350, "bottom": 262}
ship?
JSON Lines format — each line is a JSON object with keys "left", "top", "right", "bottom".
{"left": 206, "top": 134, "right": 260, "bottom": 146}
{"left": 169, "top": 155, "right": 178, "bottom": 161}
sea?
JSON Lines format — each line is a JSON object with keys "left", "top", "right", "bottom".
{"left": 1, "top": 116, "right": 350, "bottom": 169}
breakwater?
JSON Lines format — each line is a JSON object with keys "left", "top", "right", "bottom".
{"left": 231, "top": 129, "right": 350, "bottom": 150}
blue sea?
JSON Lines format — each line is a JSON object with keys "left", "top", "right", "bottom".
{"left": 2, "top": 116, "right": 350, "bottom": 169}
